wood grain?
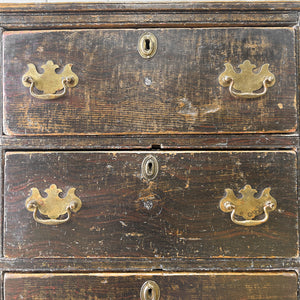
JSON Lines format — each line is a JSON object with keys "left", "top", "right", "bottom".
{"left": 3, "top": 28, "right": 296, "bottom": 135}
{"left": 0, "top": 13, "right": 297, "bottom": 30}
{"left": 0, "top": 3, "right": 298, "bottom": 30}
{"left": 0, "top": 4, "right": 299, "bottom": 297}
{"left": 4, "top": 151, "right": 297, "bottom": 258}
{"left": 1, "top": 257, "right": 300, "bottom": 273}
{"left": 0, "top": 134, "right": 298, "bottom": 150}
{"left": 4, "top": 272, "right": 297, "bottom": 300}
{"left": 0, "top": 2, "right": 300, "bottom": 11}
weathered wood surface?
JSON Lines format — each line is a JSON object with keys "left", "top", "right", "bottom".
{"left": 4, "top": 272, "right": 298, "bottom": 300}
{"left": 4, "top": 151, "right": 297, "bottom": 258}
{"left": 1, "top": 257, "right": 300, "bottom": 272}
{"left": 1, "top": 2, "right": 300, "bottom": 11}
{"left": 0, "top": 3, "right": 298, "bottom": 30}
{"left": 3, "top": 28, "right": 296, "bottom": 135}
{"left": 0, "top": 134, "right": 298, "bottom": 150}
{"left": 0, "top": 13, "right": 297, "bottom": 29}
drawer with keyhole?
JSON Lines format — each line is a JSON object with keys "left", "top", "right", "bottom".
{"left": 3, "top": 28, "right": 296, "bottom": 136}
{"left": 4, "top": 150, "right": 297, "bottom": 258}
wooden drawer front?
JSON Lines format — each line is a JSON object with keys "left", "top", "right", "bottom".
{"left": 4, "top": 151, "right": 297, "bottom": 258}
{"left": 4, "top": 272, "right": 297, "bottom": 300}
{"left": 3, "top": 28, "right": 296, "bottom": 135}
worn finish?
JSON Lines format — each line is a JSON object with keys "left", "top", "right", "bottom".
{"left": 4, "top": 151, "right": 297, "bottom": 258}
{"left": 0, "top": 257, "right": 300, "bottom": 273}
{"left": 4, "top": 272, "right": 298, "bottom": 300}
{"left": 0, "top": 3, "right": 300, "bottom": 299}
{"left": 3, "top": 28, "right": 297, "bottom": 135}
{"left": 1, "top": 135, "right": 298, "bottom": 150}
{"left": 0, "top": 3, "right": 298, "bottom": 30}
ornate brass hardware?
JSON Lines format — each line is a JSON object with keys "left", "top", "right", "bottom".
{"left": 140, "top": 280, "right": 160, "bottom": 300}
{"left": 25, "top": 184, "right": 82, "bottom": 225}
{"left": 218, "top": 60, "right": 275, "bottom": 98}
{"left": 141, "top": 155, "right": 159, "bottom": 181}
{"left": 138, "top": 33, "right": 157, "bottom": 59}
{"left": 219, "top": 185, "right": 277, "bottom": 226}
{"left": 22, "top": 60, "right": 78, "bottom": 100}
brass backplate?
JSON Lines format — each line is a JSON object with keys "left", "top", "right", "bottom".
{"left": 26, "top": 184, "right": 82, "bottom": 220}
{"left": 218, "top": 60, "right": 275, "bottom": 98}
{"left": 22, "top": 60, "right": 78, "bottom": 94}
{"left": 220, "top": 185, "right": 277, "bottom": 220}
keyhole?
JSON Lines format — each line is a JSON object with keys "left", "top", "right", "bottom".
{"left": 145, "top": 39, "right": 151, "bottom": 51}
{"left": 138, "top": 33, "right": 157, "bottom": 59}
{"left": 141, "top": 155, "right": 159, "bottom": 181}
{"left": 140, "top": 281, "right": 160, "bottom": 300}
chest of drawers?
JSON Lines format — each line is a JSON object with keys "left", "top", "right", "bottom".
{"left": 0, "top": 2, "right": 299, "bottom": 299}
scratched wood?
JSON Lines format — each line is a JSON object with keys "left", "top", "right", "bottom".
{"left": 4, "top": 272, "right": 297, "bottom": 300}
{"left": 3, "top": 28, "right": 296, "bottom": 135}
{"left": 0, "top": 12, "right": 297, "bottom": 29}
{"left": 4, "top": 151, "right": 297, "bottom": 258}
{"left": 0, "top": 135, "right": 298, "bottom": 150}
{"left": 0, "top": 3, "right": 298, "bottom": 30}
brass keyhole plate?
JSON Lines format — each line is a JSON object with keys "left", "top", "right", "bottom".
{"left": 141, "top": 155, "right": 159, "bottom": 181}
{"left": 138, "top": 33, "right": 157, "bottom": 59}
{"left": 140, "top": 280, "right": 160, "bottom": 300}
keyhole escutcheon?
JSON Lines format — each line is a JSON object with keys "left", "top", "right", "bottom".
{"left": 141, "top": 155, "right": 159, "bottom": 181}
{"left": 138, "top": 33, "right": 157, "bottom": 59}
{"left": 140, "top": 281, "right": 160, "bottom": 300}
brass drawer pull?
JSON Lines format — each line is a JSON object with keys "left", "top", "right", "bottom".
{"left": 22, "top": 60, "right": 78, "bottom": 100}
{"left": 218, "top": 60, "right": 275, "bottom": 99}
{"left": 138, "top": 32, "right": 157, "bottom": 59}
{"left": 219, "top": 185, "right": 277, "bottom": 226}
{"left": 25, "top": 184, "right": 82, "bottom": 225}
{"left": 140, "top": 280, "right": 160, "bottom": 300}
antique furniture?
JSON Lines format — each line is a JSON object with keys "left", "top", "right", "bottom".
{"left": 0, "top": 2, "right": 299, "bottom": 299}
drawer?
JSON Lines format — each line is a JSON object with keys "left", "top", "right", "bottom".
{"left": 4, "top": 272, "right": 297, "bottom": 300}
{"left": 4, "top": 151, "right": 297, "bottom": 258}
{"left": 3, "top": 28, "right": 296, "bottom": 135}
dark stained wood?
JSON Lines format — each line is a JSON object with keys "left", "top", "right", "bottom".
{"left": 0, "top": 3, "right": 298, "bottom": 30}
{"left": 0, "top": 257, "right": 300, "bottom": 273}
{"left": 1, "top": 2, "right": 300, "bottom": 11}
{"left": 0, "top": 134, "right": 298, "bottom": 150}
{"left": 4, "top": 151, "right": 297, "bottom": 258}
{"left": 0, "top": 3, "right": 299, "bottom": 299}
{"left": 4, "top": 272, "right": 298, "bottom": 300}
{"left": 0, "top": 28, "right": 3, "bottom": 137}
{"left": 3, "top": 28, "right": 297, "bottom": 136}
{"left": 0, "top": 12, "right": 297, "bottom": 29}
{"left": 0, "top": 149, "right": 3, "bottom": 258}
{"left": 0, "top": 273, "right": 2, "bottom": 300}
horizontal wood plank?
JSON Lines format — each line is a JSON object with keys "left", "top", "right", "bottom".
{"left": 1, "top": 2, "right": 300, "bottom": 12}
{"left": 4, "top": 272, "right": 298, "bottom": 300}
{"left": 0, "top": 12, "right": 297, "bottom": 29}
{"left": 0, "top": 135, "right": 298, "bottom": 150}
{"left": 1, "top": 257, "right": 300, "bottom": 272}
